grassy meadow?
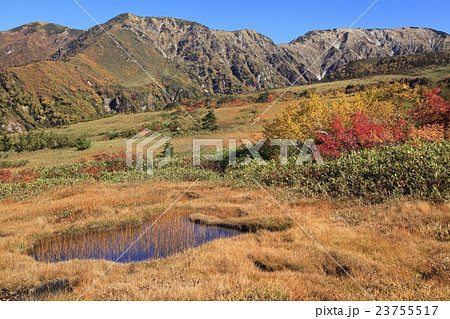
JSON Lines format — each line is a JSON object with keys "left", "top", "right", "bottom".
{"left": 0, "top": 71, "right": 449, "bottom": 301}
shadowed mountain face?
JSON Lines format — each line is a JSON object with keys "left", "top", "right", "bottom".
{"left": 0, "top": 13, "right": 449, "bottom": 131}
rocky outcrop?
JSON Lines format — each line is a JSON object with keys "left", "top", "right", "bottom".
{"left": 283, "top": 27, "right": 450, "bottom": 81}
{"left": 54, "top": 14, "right": 305, "bottom": 94}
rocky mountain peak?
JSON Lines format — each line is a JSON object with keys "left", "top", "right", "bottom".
{"left": 283, "top": 27, "right": 450, "bottom": 80}
{"left": 1, "top": 14, "right": 449, "bottom": 91}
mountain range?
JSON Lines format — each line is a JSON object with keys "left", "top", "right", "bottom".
{"left": 1, "top": 12, "right": 449, "bottom": 131}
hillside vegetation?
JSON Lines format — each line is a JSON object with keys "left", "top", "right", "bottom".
{"left": 326, "top": 50, "right": 450, "bottom": 81}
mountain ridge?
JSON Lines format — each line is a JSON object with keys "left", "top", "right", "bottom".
{"left": 4, "top": 15, "right": 448, "bottom": 44}
{"left": 0, "top": 21, "right": 83, "bottom": 67}
{"left": 1, "top": 13, "right": 450, "bottom": 131}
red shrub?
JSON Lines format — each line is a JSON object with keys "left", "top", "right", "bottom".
{"left": 16, "top": 169, "right": 41, "bottom": 183}
{"left": 92, "top": 152, "right": 122, "bottom": 162}
{"left": 317, "top": 112, "right": 405, "bottom": 158}
{"left": 411, "top": 88, "right": 450, "bottom": 128}
{"left": 316, "top": 133, "right": 341, "bottom": 158}
{"left": 82, "top": 166, "right": 101, "bottom": 178}
{"left": 0, "top": 170, "right": 12, "bottom": 183}
{"left": 76, "top": 158, "right": 88, "bottom": 163}
{"left": 0, "top": 168, "right": 42, "bottom": 184}
{"left": 91, "top": 152, "right": 127, "bottom": 172}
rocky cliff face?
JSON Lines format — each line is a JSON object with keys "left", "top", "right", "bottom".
{"left": 283, "top": 27, "right": 450, "bottom": 80}
{"left": 53, "top": 14, "right": 305, "bottom": 94}
{"left": 55, "top": 14, "right": 450, "bottom": 92}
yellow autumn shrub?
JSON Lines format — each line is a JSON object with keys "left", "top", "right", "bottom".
{"left": 264, "top": 93, "right": 330, "bottom": 140}
{"left": 265, "top": 83, "right": 421, "bottom": 140}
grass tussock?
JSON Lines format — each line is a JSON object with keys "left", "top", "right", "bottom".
{"left": 189, "top": 213, "right": 292, "bottom": 232}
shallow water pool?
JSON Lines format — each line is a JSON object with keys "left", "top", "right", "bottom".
{"left": 33, "top": 217, "right": 241, "bottom": 263}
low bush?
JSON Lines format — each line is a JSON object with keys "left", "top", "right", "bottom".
{"left": 0, "top": 159, "right": 28, "bottom": 168}
{"left": 74, "top": 134, "right": 91, "bottom": 151}
{"left": 226, "top": 141, "right": 449, "bottom": 202}
{"left": 317, "top": 112, "right": 405, "bottom": 158}
{"left": 0, "top": 131, "right": 73, "bottom": 152}
{"left": 0, "top": 141, "right": 447, "bottom": 203}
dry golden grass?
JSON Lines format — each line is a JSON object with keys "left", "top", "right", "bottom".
{"left": 0, "top": 181, "right": 449, "bottom": 300}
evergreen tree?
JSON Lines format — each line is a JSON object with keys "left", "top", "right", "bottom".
{"left": 201, "top": 109, "right": 218, "bottom": 131}
{"left": 159, "top": 141, "right": 173, "bottom": 158}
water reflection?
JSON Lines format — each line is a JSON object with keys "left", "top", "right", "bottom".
{"left": 33, "top": 216, "right": 241, "bottom": 263}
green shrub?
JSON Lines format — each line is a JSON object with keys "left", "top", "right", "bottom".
{"left": 74, "top": 134, "right": 91, "bottom": 151}
{"left": 0, "top": 131, "right": 73, "bottom": 152}
{"left": 1, "top": 140, "right": 447, "bottom": 203}
{"left": 226, "top": 141, "right": 450, "bottom": 202}
{"left": 0, "top": 159, "right": 28, "bottom": 168}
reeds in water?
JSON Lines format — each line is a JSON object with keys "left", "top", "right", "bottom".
{"left": 33, "top": 213, "right": 241, "bottom": 263}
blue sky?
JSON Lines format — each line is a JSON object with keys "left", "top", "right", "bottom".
{"left": 1, "top": 0, "right": 449, "bottom": 43}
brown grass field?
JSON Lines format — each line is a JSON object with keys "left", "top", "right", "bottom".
{"left": 0, "top": 181, "right": 448, "bottom": 300}
{"left": 1, "top": 70, "right": 449, "bottom": 301}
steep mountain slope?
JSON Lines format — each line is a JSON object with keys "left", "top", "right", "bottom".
{"left": 54, "top": 13, "right": 304, "bottom": 94}
{"left": 0, "top": 13, "right": 449, "bottom": 131}
{"left": 283, "top": 27, "right": 450, "bottom": 80}
{"left": 52, "top": 14, "right": 450, "bottom": 89}
{"left": 0, "top": 22, "right": 83, "bottom": 67}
